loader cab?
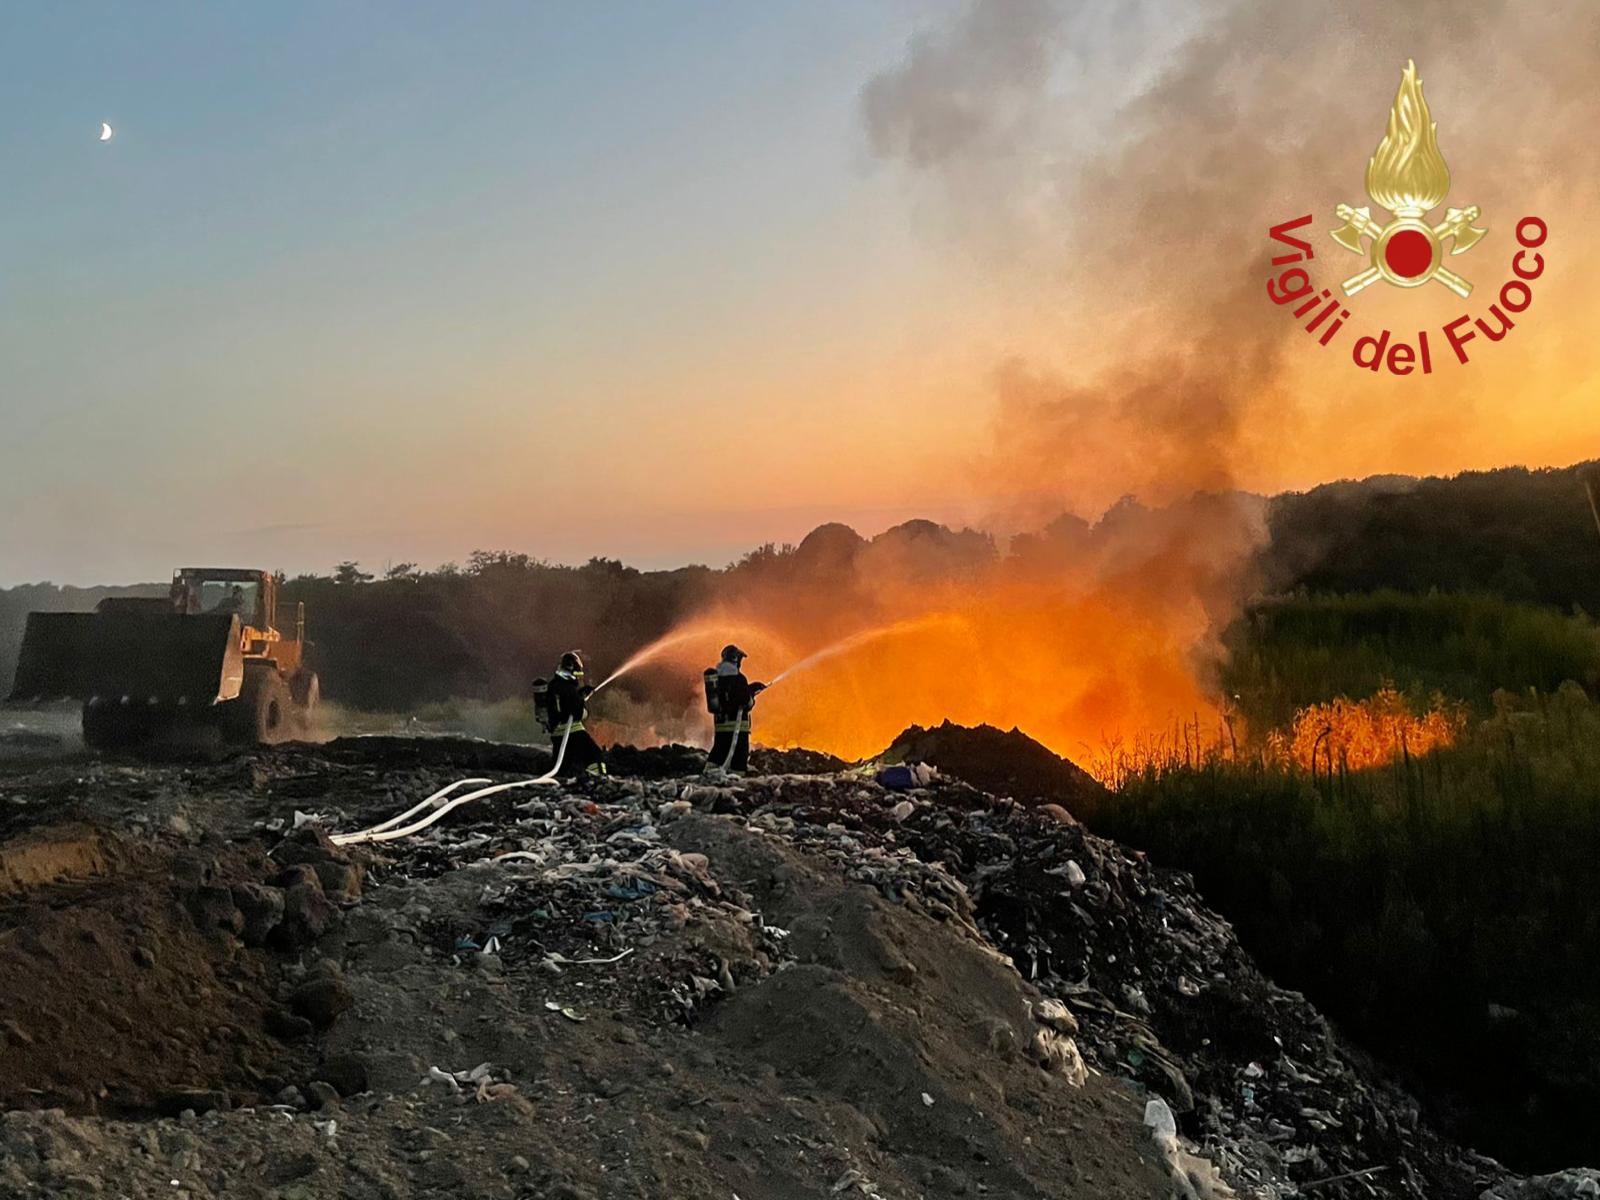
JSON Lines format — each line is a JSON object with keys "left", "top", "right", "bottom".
{"left": 173, "top": 568, "right": 305, "bottom": 672}
{"left": 175, "top": 568, "right": 281, "bottom": 633}
{"left": 175, "top": 569, "right": 267, "bottom": 626}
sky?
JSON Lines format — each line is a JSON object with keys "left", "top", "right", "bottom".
{"left": 3, "top": 1, "right": 1596, "bottom": 585}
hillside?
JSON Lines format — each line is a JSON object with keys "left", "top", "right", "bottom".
{"left": 1258, "top": 461, "right": 1600, "bottom": 612}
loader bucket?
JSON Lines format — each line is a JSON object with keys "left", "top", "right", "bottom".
{"left": 7, "top": 613, "right": 245, "bottom": 706}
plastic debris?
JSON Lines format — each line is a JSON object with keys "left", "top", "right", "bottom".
{"left": 1145, "top": 1097, "right": 1179, "bottom": 1144}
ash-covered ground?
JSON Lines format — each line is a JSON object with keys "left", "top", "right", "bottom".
{"left": 0, "top": 730, "right": 1593, "bottom": 1200}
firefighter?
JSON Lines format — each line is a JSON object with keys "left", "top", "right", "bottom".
{"left": 545, "top": 651, "right": 607, "bottom": 778}
{"left": 705, "top": 644, "right": 766, "bottom": 774}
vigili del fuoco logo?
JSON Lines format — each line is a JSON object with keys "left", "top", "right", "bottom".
{"left": 1266, "top": 60, "right": 1547, "bottom": 374}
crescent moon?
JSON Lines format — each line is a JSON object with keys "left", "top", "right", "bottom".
{"left": 100, "top": 122, "right": 114, "bottom": 142}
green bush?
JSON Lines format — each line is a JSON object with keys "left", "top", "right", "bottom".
{"left": 1100, "top": 682, "right": 1600, "bottom": 1169}
{"left": 1222, "top": 591, "right": 1600, "bottom": 730}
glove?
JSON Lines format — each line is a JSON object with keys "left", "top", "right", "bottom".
{"left": 579, "top": 685, "right": 594, "bottom": 698}
{"left": 750, "top": 682, "right": 767, "bottom": 694}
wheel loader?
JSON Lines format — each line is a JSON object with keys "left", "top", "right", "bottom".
{"left": 6, "top": 568, "right": 319, "bottom": 749}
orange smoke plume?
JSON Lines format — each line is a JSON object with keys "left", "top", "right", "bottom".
{"left": 623, "top": 494, "right": 1263, "bottom": 772}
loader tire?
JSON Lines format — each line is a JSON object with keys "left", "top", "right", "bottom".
{"left": 226, "top": 671, "right": 293, "bottom": 746}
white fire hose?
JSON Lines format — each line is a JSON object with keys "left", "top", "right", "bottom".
{"left": 330, "top": 723, "right": 574, "bottom": 847}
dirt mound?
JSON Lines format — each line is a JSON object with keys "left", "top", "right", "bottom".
{"left": 319, "top": 733, "right": 553, "bottom": 774}
{"left": 319, "top": 732, "right": 847, "bottom": 782}
{"left": 750, "top": 744, "right": 849, "bottom": 774}
{"left": 0, "top": 823, "right": 114, "bottom": 895}
{"left": 880, "top": 719, "right": 1109, "bottom": 813}
{"left": 702, "top": 771, "right": 1509, "bottom": 1198}
{"left": 0, "top": 816, "right": 377, "bottom": 1121}
{"left": 679, "top": 816, "right": 1166, "bottom": 1197}
{"left": 0, "top": 833, "right": 292, "bottom": 1115}
{"left": 602, "top": 741, "right": 708, "bottom": 777}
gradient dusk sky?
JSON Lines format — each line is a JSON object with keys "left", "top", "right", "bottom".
{"left": 4, "top": 2, "right": 1596, "bottom": 585}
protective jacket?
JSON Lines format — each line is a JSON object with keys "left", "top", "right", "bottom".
{"left": 713, "top": 661, "right": 756, "bottom": 733}
{"left": 547, "top": 670, "right": 590, "bottom": 734}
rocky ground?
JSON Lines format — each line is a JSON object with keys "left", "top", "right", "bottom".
{"left": 0, "top": 726, "right": 1593, "bottom": 1200}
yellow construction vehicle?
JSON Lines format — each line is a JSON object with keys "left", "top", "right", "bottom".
{"left": 7, "top": 567, "right": 319, "bottom": 749}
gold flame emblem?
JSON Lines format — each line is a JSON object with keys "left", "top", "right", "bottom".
{"left": 1331, "top": 60, "right": 1487, "bottom": 297}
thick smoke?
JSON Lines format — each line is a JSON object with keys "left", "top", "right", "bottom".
{"left": 867, "top": 0, "right": 1600, "bottom": 507}
{"left": 668, "top": 0, "right": 1600, "bottom": 767}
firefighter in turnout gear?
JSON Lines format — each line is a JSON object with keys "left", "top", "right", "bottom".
{"left": 543, "top": 651, "right": 607, "bottom": 778}
{"left": 704, "top": 644, "right": 765, "bottom": 774}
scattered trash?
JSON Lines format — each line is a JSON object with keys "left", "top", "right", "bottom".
{"left": 2, "top": 730, "right": 1520, "bottom": 1200}
{"left": 1032, "top": 1027, "right": 1088, "bottom": 1087}
{"left": 543, "top": 948, "right": 635, "bottom": 967}
{"left": 1033, "top": 997, "right": 1078, "bottom": 1034}
{"left": 1145, "top": 1097, "right": 1179, "bottom": 1143}
{"left": 422, "top": 1062, "right": 497, "bottom": 1093}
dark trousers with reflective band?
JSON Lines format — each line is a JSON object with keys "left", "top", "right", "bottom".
{"left": 552, "top": 723, "right": 606, "bottom": 778}
{"left": 707, "top": 717, "right": 750, "bottom": 773}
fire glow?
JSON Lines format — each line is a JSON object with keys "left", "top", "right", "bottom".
{"left": 598, "top": 504, "right": 1258, "bottom": 778}
{"left": 1266, "top": 687, "right": 1467, "bottom": 773}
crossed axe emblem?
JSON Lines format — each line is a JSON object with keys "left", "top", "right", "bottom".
{"left": 1330, "top": 203, "right": 1487, "bottom": 298}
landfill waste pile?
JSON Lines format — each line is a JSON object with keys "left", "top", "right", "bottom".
{"left": 0, "top": 730, "right": 1579, "bottom": 1199}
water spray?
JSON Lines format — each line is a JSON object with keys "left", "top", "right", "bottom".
{"left": 588, "top": 620, "right": 734, "bottom": 696}
{"left": 763, "top": 613, "right": 970, "bottom": 690}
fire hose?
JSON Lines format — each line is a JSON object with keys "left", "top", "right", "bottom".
{"left": 329, "top": 723, "right": 574, "bottom": 847}
{"left": 332, "top": 656, "right": 787, "bottom": 844}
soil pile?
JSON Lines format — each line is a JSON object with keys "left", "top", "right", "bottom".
{"left": 0, "top": 828, "right": 312, "bottom": 1117}
{"left": 879, "top": 720, "right": 1108, "bottom": 814}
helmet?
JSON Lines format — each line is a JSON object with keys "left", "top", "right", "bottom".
{"left": 559, "top": 651, "right": 584, "bottom": 675}
{"left": 721, "top": 644, "right": 747, "bottom": 663}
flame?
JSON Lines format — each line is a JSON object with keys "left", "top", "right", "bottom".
{"left": 612, "top": 502, "right": 1256, "bottom": 778}
{"left": 1365, "top": 59, "right": 1451, "bottom": 216}
{"left": 752, "top": 586, "right": 1220, "bottom": 765}
{"left": 1267, "top": 687, "right": 1466, "bottom": 772}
